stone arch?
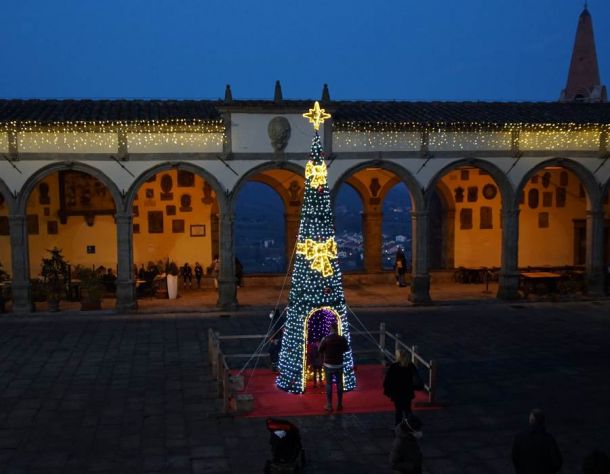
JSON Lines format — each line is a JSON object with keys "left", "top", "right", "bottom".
{"left": 125, "top": 162, "right": 228, "bottom": 214}
{"left": 514, "top": 158, "right": 601, "bottom": 211}
{"left": 343, "top": 176, "right": 370, "bottom": 207}
{"left": 249, "top": 174, "right": 292, "bottom": 209}
{"left": 0, "top": 177, "right": 15, "bottom": 214}
{"left": 16, "top": 161, "right": 123, "bottom": 215}
{"left": 331, "top": 160, "right": 424, "bottom": 212}
{"left": 424, "top": 158, "right": 514, "bottom": 210}
{"left": 228, "top": 161, "right": 305, "bottom": 213}
{"left": 378, "top": 176, "right": 402, "bottom": 203}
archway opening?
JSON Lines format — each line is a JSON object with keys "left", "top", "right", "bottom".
{"left": 131, "top": 169, "right": 219, "bottom": 302}
{"left": 381, "top": 183, "right": 412, "bottom": 270}
{"left": 235, "top": 181, "right": 286, "bottom": 274}
{"left": 429, "top": 165, "right": 503, "bottom": 298}
{"left": 518, "top": 167, "right": 588, "bottom": 297}
{"left": 334, "top": 184, "right": 364, "bottom": 272}
{"left": 0, "top": 188, "right": 11, "bottom": 312}
{"left": 26, "top": 170, "right": 117, "bottom": 311}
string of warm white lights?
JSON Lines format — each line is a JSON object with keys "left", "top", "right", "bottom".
{"left": 0, "top": 119, "right": 225, "bottom": 151}
{"left": 333, "top": 122, "right": 608, "bottom": 151}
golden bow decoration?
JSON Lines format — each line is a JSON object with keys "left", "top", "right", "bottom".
{"left": 305, "top": 160, "right": 327, "bottom": 188}
{"left": 296, "top": 237, "right": 338, "bottom": 277}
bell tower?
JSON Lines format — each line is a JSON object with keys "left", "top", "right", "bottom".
{"left": 560, "top": 4, "right": 607, "bottom": 102}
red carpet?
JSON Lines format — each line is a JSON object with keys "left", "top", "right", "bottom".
{"left": 233, "top": 365, "right": 437, "bottom": 418}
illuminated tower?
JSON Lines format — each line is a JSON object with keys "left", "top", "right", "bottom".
{"left": 276, "top": 102, "right": 357, "bottom": 394}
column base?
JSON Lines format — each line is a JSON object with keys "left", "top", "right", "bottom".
{"left": 9, "top": 281, "right": 35, "bottom": 314}
{"left": 497, "top": 272, "right": 520, "bottom": 300}
{"left": 586, "top": 271, "right": 606, "bottom": 297}
{"left": 409, "top": 275, "right": 431, "bottom": 305}
{"left": 217, "top": 280, "right": 238, "bottom": 310}
{"left": 115, "top": 280, "right": 138, "bottom": 313}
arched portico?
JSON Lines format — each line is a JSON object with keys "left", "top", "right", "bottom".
{"left": 0, "top": 178, "right": 14, "bottom": 310}
{"left": 229, "top": 161, "right": 305, "bottom": 272}
{"left": 331, "top": 160, "right": 429, "bottom": 303}
{"left": 11, "top": 162, "right": 122, "bottom": 313}
{"left": 425, "top": 158, "right": 517, "bottom": 300}
{"left": 515, "top": 158, "right": 604, "bottom": 296}
{"left": 127, "top": 162, "right": 231, "bottom": 309}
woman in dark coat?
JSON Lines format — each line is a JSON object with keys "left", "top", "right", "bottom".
{"left": 384, "top": 350, "right": 420, "bottom": 426}
{"left": 389, "top": 414, "right": 423, "bottom": 474}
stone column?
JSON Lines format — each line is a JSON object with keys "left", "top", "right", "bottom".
{"left": 497, "top": 208, "right": 520, "bottom": 300}
{"left": 441, "top": 210, "right": 455, "bottom": 269}
{"left": 362, "top": 211, "right": 383, "bottom": 273}
{"left": 409, "top": 211, "right": 431, "bottom": 305}
{"left": 585, "top": 208, "right": 605, "bottom": 296}
{"left": 217, "top": 211, "right": 238, "bottom": 309}
{"left": 9, "top": 214, "right": 34, "bottom": 313}
{"left": 285, "top": 212, "right": 300, "bottom": 269}
{"left": 115, "top": 213, "right": 137, "bottom": 312}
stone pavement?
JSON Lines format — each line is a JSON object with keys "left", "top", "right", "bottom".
{"left": 1, "top": 300, "right": 609, "bottom": 473}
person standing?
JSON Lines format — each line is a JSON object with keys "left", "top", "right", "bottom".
{"left": 512, "top": 409, "right": 562, "bottom": 474}
{"left": 181, "top": 262, "right": 193, "bottom": 289}
{"left": 318, "top": 322, "right": 349, "bottom": 412}
{"left": 212, "top": 255, "right": 220, "bottom": 289}
{"left": 194, "top": 262, "right": 203, "bottom": 289}
{"left": 383, "top": 350, "right": 422, "bottom": 426}
{"left": 389, "top": 414, "right": 423, "bottom": 474}
{"left": 394, "top": 248, "right": 408, "bottom": 287}
{"left": 307, "top": 340, "right": 323, "bottom": 388}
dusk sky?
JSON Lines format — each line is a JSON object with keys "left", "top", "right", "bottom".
{"left": 1, "top": 0, "right": 608, "bottom": 102}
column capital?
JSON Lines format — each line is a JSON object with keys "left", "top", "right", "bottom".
{"left": 410, "top": 210, "right": 429, "bottom": 219}
{"left": 501, "top": 208, "right": 520, "bottom": 219}
{"left": 8, "top": 214, "right": 26, "bottom": 224}
{"left": 586, "top": 209, "right": 605, "bottom": 219}
{"left": 114, "top": 213, "right": 132, "bottom": 224}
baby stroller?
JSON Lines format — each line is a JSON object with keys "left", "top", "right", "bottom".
{"left": 264, "top": 418, "right": 306, "bottom": 473}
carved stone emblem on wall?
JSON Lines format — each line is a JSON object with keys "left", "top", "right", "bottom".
{"left": 288, "top": 180, "right": 301, "bottom": 206}
{"left": 482, "top": 184, "right": 497, "bottom": 200}
{"left": 454, "top": 187, "right": 464, "bottom": 203}
{"left": 39, "top": 182, "right": 50, "bottom": 205}
{"left": 542, "top": 172, "right": 551, "bottom": 188}
{"left": 160, "top": 174, "right": 174, "bottom": 201}
{"left": 180, "top": 194, "right": 192, "bottom": 212}
{"left": 201, "top": 182, "right": 213, "bottom": 204}
{"left": 480, "top": 207, "right": 493, "bottom": 229}
{"left": 467, "top": 186, "right": 478, "bottom": 202}
{"left": 528, "top": 189, "right": 539, "bottom": 209}
{"left": 556, "top": 187, "right": 566, "bottom": 207}
{"left": 459, "top": 208, "right": 473, "bottom": 229}
{"left": 268, "top": 116, "right": 291, "bottom": 153}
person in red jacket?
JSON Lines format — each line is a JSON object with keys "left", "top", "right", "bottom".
{"left": 318, "top": 322, "right": 349, "bottom": 412}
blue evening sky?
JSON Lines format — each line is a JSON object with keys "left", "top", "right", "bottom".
{"left": 1, "top": 0, "right": 608, "bottom": 101}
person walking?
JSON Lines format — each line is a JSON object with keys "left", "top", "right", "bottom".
{"left": 512, "top": 409, "right": 562, "bottom": 474}
{"left": 194, "top": 262, "right": 203, "bottom": 289}
{"left": 383, "top": 349, "right": 422, "bottom": 427}
{"left": 318, "top": 322, "right": 349, "bottom": 412}
{"left": 394, "top": 248, "right": 408, "bottom": 287}
{"left": 389, "top": 414, "right": 423, "bottom": 474}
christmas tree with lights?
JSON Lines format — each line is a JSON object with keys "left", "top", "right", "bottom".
{"left": 276, "top": 102, "right": 356, "bottom": 394}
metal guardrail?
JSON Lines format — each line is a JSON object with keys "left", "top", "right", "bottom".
{"left": 208, "top": 322, "right": 439, "bottom": 412}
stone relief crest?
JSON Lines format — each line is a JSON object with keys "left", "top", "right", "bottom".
{"left": 268, "top": 116, "right": 291, "bottom": 153}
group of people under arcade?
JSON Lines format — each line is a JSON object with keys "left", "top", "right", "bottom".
{"left": 267, "top": 316, "right": 607, "bottom": 474}
{"left": 134, "top": 256, "right": 243, "bottom": 296}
